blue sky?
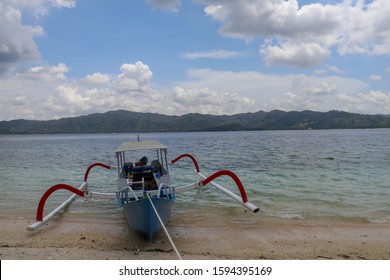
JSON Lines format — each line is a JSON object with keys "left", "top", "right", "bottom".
{"left": 0, "top": 0, "right": 389, "bottom": 120}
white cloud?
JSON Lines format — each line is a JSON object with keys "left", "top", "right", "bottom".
{"left": 337, "top": 0, "right": 390, "bottom": 56}
{"left": 0, "top": 2, "right": 43, "bottom": 73}
{"left": 203, "top": 0, "right": 340, "bottom": 40}
{"left": 370, "top": 74, "right": 382, "bottom": 81}
{"left": 360, "top": 90, "right": 390, "bottom": 108}
{"left": 12, "top": 95, "right": 28, "bottom": 106}
{"left": 85, "top": 72, "right": 110, "bottom": 84}
{"left": 0, "top": 1, "right": 76, "bottom": 74}
{"left": 201, "top": 0, "right": 390, "bottom": 67}
{"left": 177, "top": 68, "right": 370, "bottom": 113}
{"left": 172, "top": 86, "right": 257, "bottom": 115}
{"left": 338, "top": 90, "right": 390, "bottom": 113}
{"left": 203, "top": 0, "right": 339, "bottom": 67}
{"left": 0, "top": 61, "right": 168, "bottom": 120}
{"left": 315, "top": 65, "right": 344, "bottom": 75}
{"left": 1, "top": 61, "right": 389, "bottom": 120}
{"left": 145, "top": 0, "right": 181, "bottom": 12}
{"left": 43, "top": 61, "right": 165, "bottom": 118}
{"left": 328, "top": 66, "right": 344, "bottom": 74}
{"left": 16, "top": 63, "right": 69, "bottom": 80}
{"left": 260, "top": 41, "right": 330, "bottom": 67}
{"left": 181, "top": 49, "right": 248, "bottom": 60}
{"left": 52, "top": 85, "right": 90, "bottom": 111}
{"left": 305, "top": 81, "right": 337, "bottom": 96}
{"left": 115, "top": 61, "right": 153, "bottom": 93}
{"left": 51, "top": 0, "right": 76, "bottom": 9}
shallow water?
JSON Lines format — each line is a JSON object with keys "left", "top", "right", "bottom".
{"left": 1, "top": 129, "right": 389, "bottom": 225}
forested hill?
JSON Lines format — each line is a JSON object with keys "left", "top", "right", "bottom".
{"left": 0, "top": 110, "right": 389, "bottom": 134}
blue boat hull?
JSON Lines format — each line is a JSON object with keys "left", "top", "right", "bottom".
{"left": 123, "top": 196, "right": 173, "bottom": 240}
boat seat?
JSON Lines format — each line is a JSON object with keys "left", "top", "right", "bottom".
{"left": 123, "top": 162, "right": 133, "bottom": 177}
{"left": 150, "top": 160, "right": 163, "bottom": 173}
{"left": 123, "top": 162, "right": 155, "bottom": 189}
{"left": 123, "top": 163, "right": 152, "bottom": 175}
{"left": 132, "top": 170, "right": 154, "bottom": 181}
{"left": 132, "top": 169, "right": 156, "bottom": 190}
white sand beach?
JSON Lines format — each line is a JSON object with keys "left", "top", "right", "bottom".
{"left": 1, "top": 214, "right": 389, "bottom": 260}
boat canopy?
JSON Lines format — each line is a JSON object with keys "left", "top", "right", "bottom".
{"left": 115, "top": 140, "right": 168, "bottom": 153}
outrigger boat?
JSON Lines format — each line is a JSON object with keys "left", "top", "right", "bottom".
{"left": 27, "top": 140, "right": 259, "bottom": 242}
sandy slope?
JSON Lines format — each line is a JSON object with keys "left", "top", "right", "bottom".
{"left": 1, "top": 215, "right": 389, "bottom": 260}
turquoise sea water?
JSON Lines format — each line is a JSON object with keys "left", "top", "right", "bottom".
{"left": 0, "top": 129, "right": 389, "bottom": 225}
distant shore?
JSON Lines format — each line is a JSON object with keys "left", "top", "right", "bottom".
{"left": 1, "top": 109, "right": 389, "bottom": 134}
{"left": 1, "top": 215, "right": 389, "bottom": 260}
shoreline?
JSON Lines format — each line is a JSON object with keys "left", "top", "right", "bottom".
{"left": 1, "top": 215, "right": 389, "bottom": 260}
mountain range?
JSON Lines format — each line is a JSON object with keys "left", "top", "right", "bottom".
{"left": 0, "top": 110, "right": 389, "bottom": 134}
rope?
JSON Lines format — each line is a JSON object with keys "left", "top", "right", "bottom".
{"left": 147, "top": 194, "right": 182, "bottom": 260}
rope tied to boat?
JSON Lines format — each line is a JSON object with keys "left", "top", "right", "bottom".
{"left": 146, "top": 193, "right": 182, "bottom": 260}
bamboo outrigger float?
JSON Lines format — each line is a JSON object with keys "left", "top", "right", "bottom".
{"left": 27, "top": 140, "right": 259, "bottom": 241}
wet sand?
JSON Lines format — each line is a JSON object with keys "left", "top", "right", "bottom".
{"left": 1, "top": 214, "right": 389, "bottom": 260}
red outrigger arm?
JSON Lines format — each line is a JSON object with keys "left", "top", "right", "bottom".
{"left": 84, "top": 162, "right": 112, "bottom": 182}
{"left": 36, "top": 184, "right": 84, "bottom": 221}
{"left": 202, "top": 170, "right": 248, "bottom": 203}
{"left": 171, "top": 154, "right": 258, "bottom": 212}
{"left": 27, "top": 162, "right": 115, "bottom": 231}
{"left": 171, "top": 153, "right": 200, "bottom": 172}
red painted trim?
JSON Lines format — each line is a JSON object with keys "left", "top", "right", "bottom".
{"left": 201, "top": 170, "right": 248, "bottom": 203}
{"left": 84, "top": 162, "right": 111, "bottom": 182}
{"left": 171, "top": 154, "right": 200, "bottom": 173}
{"left": 36, "top": 184, "right": 84, "bottom": 221}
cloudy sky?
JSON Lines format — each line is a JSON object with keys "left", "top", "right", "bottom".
{"left": 0, "top": 0, "right": 389, "bottom": 120}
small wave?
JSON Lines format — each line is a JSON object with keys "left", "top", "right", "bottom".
{"left": 368, "top": 217, "right": 390, "bottom": 224}
{"left": 265, "top": 211, "right": 305, "bottom": 220}
{"left": 279, "top": 213, "right": 305, "bottom": 220}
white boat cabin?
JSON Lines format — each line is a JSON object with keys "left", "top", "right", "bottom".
{"left": 115, "top": 140, "right": 170, "bottom": 192}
